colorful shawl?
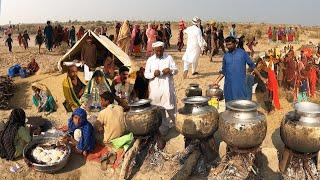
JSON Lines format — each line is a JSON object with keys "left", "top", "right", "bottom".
{"left": 63, "top": 76, "right": 82, "bottom": 109}
{"left": 308, "top": 67, "right": 318, "bottom": 97}
{"left": 267, "top": 69, "right": 280, "bottom": 110}
{"left": 68, "top": 108, "right": 95, "bottom": 152}
{"left": 80, "top": 74, "right": 111, "bottom": 107}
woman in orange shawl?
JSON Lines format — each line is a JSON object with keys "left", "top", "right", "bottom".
{"left": 146, "top": 23, "right": 157, "bottom": 57}
{"left": 117, "top": 20, "right": 132, "bottom": 55}
{"left": 308, "top": 64, "right": 318, "bottom": 98}
{"left": 264, "top": 54, "right": 281, "bottom": 112}
{"left": 267, "top": 68, "right": 281, "bottom": 110}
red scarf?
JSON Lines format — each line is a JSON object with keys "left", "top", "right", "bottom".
{"left": 267, "top": 69, "right": 281, "bottom": 110}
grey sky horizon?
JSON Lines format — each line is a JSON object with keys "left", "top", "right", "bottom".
{"left": 0, "top": 0, "right": 319, "bottom": 26}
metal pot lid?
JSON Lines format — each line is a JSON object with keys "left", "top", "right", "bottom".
{"left": 294, "top": 102, "right": 320, "bottom": 115}
{"left": 226, "top": 100, "right": 259, "bottom": 112}
{"left": 128, "top": 99, "right": 151, "bottom": 107}
{"left": 183, "top": 96, "right": 209, "bottom": 104}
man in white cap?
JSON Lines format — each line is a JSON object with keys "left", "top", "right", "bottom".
{"left": 182, "top": 17, "right": 206, "bottom": 79}
{"left": 144, "top": 41, "right": 178, "bottom": 148}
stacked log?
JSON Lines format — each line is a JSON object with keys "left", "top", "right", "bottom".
{"left": 0, "top": 76, "right": 15, "bottom": 109}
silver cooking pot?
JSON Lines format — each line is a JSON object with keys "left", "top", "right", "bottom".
{"left": 219, "top": 100, "right": 267, "bottom": 149}
{"left": 176, "top": 96, "right": 219, "bottom": 139}
{"left": 280, "top": 102, "right": 320, "bottom": 153}
{"left": 125, "top": 99, "right": 161, "bottom": 136}
{"left": 23, "top": 137, "right": 71, "bottom": 173}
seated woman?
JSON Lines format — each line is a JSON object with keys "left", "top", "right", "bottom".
{"left": 80, "top": 70, "right": 111, "bottom": 111}
{"left": 67, "top": 108, "right": 95, "bottom": 156}
{"left": 26, "top": 59, "right": 39, "bottom": 75}
{"left": 63, "top": 65, "right": 85, "bottom": 112}
{"left": 31, "top": 83, "right": 56, "bottom": 113}
{"left": 0, "top": 109, "right": 31, "bottom": 160}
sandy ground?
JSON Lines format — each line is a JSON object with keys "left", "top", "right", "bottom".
{"left": 0, "top": 26, "right": 319, "bottom": 180}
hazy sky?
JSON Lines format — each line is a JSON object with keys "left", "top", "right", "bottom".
{"left": 0, "top": 0, "right": 319, "bottom": 26}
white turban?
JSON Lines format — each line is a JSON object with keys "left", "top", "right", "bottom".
{"left": 192, "top": 17, "right": 201, "bottom": 25}
{"left": 152, "top": 41, "right": 165, "bottom": 48}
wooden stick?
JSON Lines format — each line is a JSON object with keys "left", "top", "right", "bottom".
{"left": 317, "top": 151, "right": 320, "bottom": 171}
{"left": 119, "top": 138, "right": 142, "bottom": 180}
{"left": 172, "top": 149, "right": 201, "bottom": 180}
{"left": 279, "top": 147, "right": 292, "bottom": 173}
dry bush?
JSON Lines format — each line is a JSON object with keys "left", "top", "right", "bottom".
{"left": 255, "top": 29, "right": 263, "bottom": 39}
{"left": 309, "top": 31, "right": 320, "bottom": 39}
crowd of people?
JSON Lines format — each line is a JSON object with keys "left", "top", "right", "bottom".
{"left": 115, "top": 20, "right": 172, "bottom": 57}
{"left": 0, "top": 17, "right": 320, "bottom": 174}
{"left": 0, "top": 41, "right": 175, "bottom": 166}
{"left": 267, "top": 26, "right": 300, "bottom": 44}
{"left": 3, "top": 22, "right": 87, "bottom": 53}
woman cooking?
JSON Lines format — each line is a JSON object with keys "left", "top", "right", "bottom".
{"left": 31, "top": 83, "right": 56, "bottom": 113}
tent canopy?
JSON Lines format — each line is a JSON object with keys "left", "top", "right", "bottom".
{"left": 58, "top": 30, "right": 132, "bottom": 72}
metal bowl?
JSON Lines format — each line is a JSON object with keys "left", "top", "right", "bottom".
{"left": 206, "top": 85, "right": 224, "bottom": 100}
{"left": 294, "top": 102, "right": 320, "bottom": 123}
{"left": 181, "top": 96, "right": 211, "bottom": 115}
{"left": 128, "top": 99, "right": 152, "bottom": 112}
{"left": 23, "top": 137, "right": 71, "bottom": 173}
{"left": 281, "top": 111, "right": 320, "bottom": 153}
{"left": 219, "top": 100, "right": 267, "bottom": 149}
{"left": 128, "top": 99, "right": 151, "bottom": 107}
{"left": 183, "top": 96, "right": 209, "bottom": 104}
{"left": 227, "top": 100, "right": 259, "bottom": 112}
{"left": 177, "top": 96, "right": 219, "bottom": 139}
{"left": 186, "top": 83, "right": 202, "bottom": 97}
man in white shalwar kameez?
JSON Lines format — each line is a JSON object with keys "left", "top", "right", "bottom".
{"left": 182, "top": 17, "right": 206, "bottom": 79}
{"left": 144, "top": 41, "right": 178, "bottom": 137}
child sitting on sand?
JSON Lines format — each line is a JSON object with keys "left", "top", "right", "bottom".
{"left": 66, "top": 108, "right": 95, "bottom": 156}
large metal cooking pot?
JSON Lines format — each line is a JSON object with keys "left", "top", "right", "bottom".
{"left": 219, "top": 100, "right": 267, "bottom": 149}
{"left": 185, "top": 83, "right": 202, "bottom": 97}
{"left": 176, "top": 96, "right": 219, "bottom": 139}
{"left": 206, "top": 85, "right": 224, "bottom": 101}
{"left": 23, "top": 137, "right": 71, "bottom": 173}
{"left": 125, "top": 99, "right": 161, "bottom": 136}
{"left": 280, "top": 102, "right": 320, "bottom": 153}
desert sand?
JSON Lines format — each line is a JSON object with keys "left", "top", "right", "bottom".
{"left": 0, "top": 22, "right": 319, "bottom": 180}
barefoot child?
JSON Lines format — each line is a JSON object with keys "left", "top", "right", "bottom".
{"left": 5, "top": 34, "right": 13, "bottom": 52}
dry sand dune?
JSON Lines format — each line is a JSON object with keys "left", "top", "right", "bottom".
{"left": 0, "top": 24, "right": 319, "bottom": 180}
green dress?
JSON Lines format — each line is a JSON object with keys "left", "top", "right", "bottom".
{"left": 14, "top": 126, "right": 31, "bottom": 158}
{"left": 32, "top": 90, "right": 56, "bottom": 112}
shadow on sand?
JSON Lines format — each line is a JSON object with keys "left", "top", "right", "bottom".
{"left": 56, "top": 154, "right": 86, "bottom": 174}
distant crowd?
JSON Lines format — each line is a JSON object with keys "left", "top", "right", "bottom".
{"left": 267, "top": 26, "right": 300, "bottom": 44}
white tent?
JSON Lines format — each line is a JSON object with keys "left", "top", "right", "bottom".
{"left": 58, "top": 30, "right": 132, "bottom": 72}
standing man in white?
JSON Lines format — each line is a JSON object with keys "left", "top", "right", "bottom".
{"left": 182, "top": 17, "right": 206, "bottom": 79}
{"left": 144, "top": 41, "right": 178, "bottom": 148}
